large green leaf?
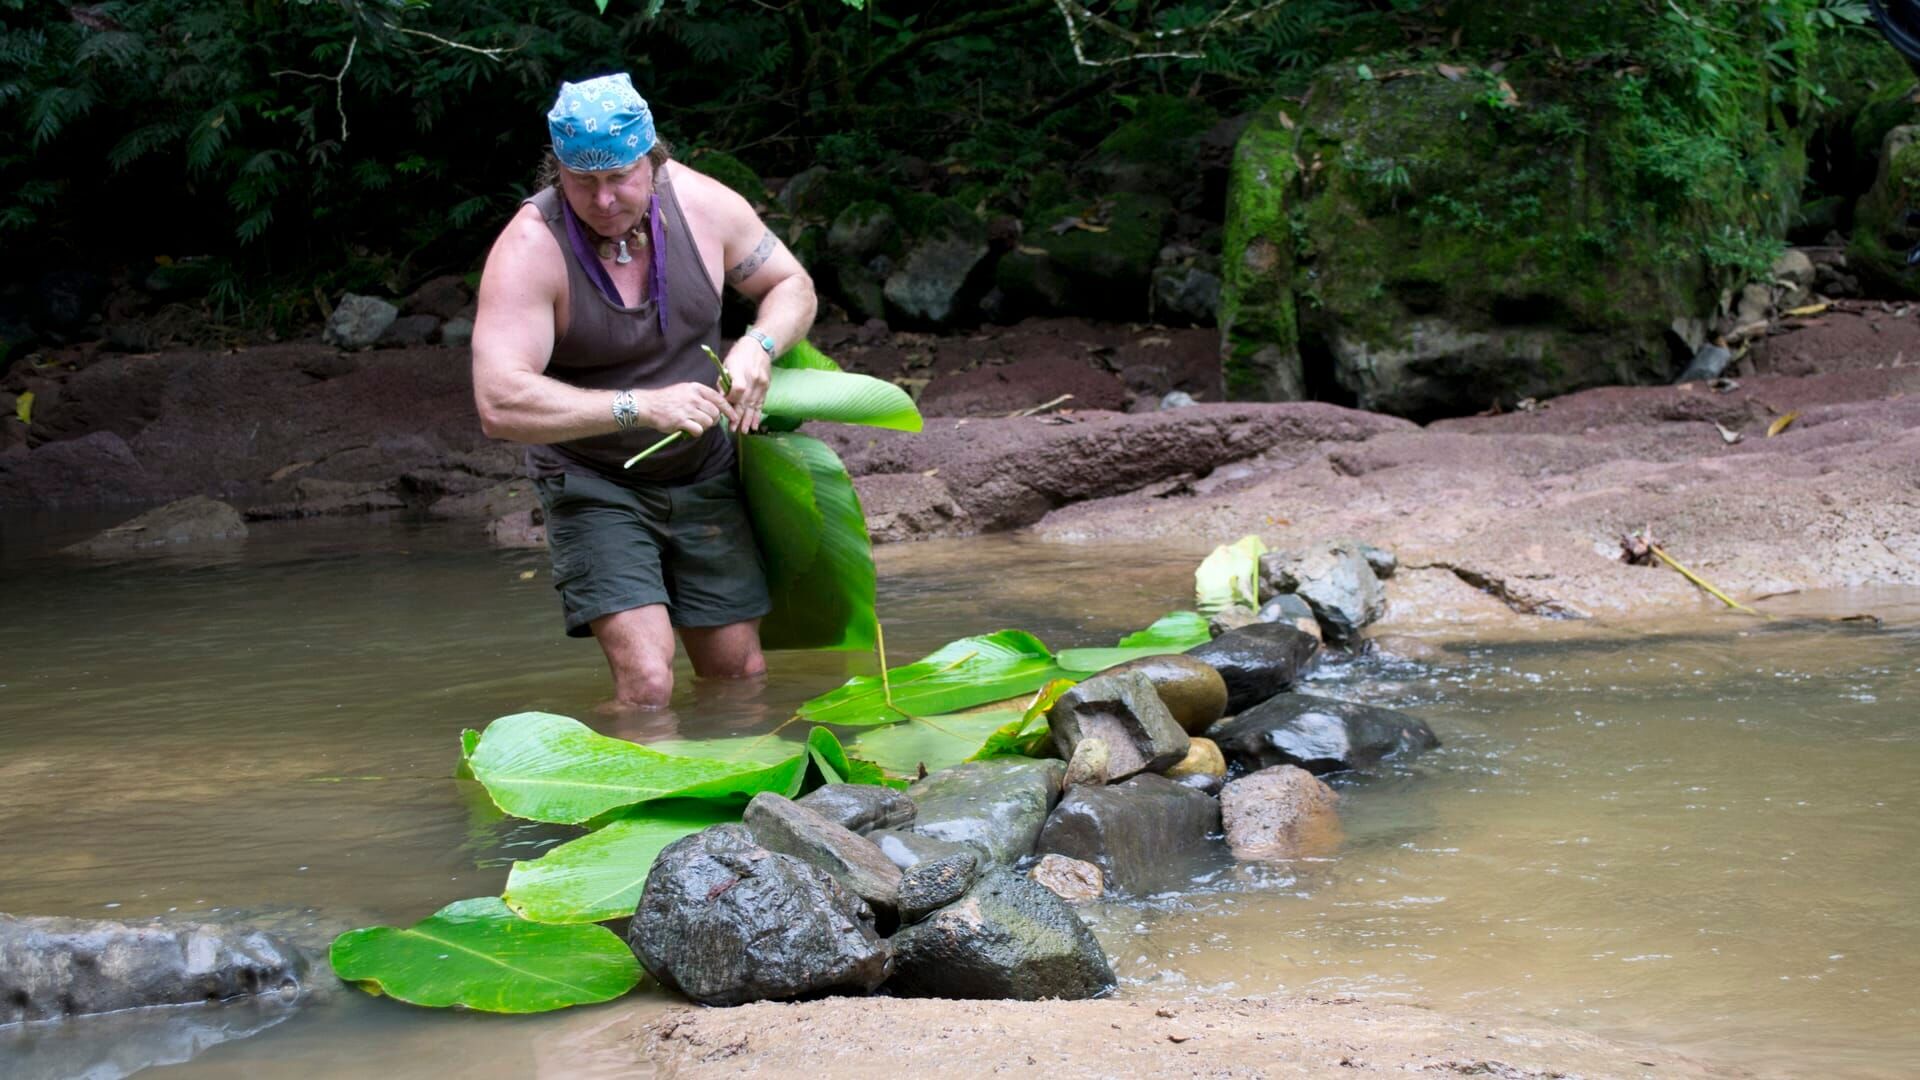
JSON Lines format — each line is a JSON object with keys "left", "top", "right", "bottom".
{"left": 1195, "top": 535, "right": 1267, "bottom": 614}
{"left": 775, "top": 339, "right": 842, "bottom": 371}
{"left": 503, "top": 801, "right": 733, "bottom": 925}
{"left": 329, "top": 897, "right": 641, "bottom": 1013}
{"left": 798, "top": 630, "right": 1065, "bottom": 727}
{"left": 971, "top": 678, "right": 1077, "bottom": 760}
{"left": 849, "top": 710, "right": 1024, "bottom": 775}
{"left": 805, "top": 724, "right": 893, "bottom": 786}
{"left": 1057, "top": 611, "right": 1211, "bottom": 673}
{"left": 762, "top": 367, "right": 923, "bottom": 432}
{"left": 468, "top": 712, "right": 806, "bottom": 825}
{"left": 741, "top": 432, "right": 877, "bottom": 651}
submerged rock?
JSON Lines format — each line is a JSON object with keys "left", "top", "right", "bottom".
{"left": 1219, "top": 765, "right": 1342, "bottom": 858}
{"left": 742, "top": 793, "right": 903, "bottom": 918}
{"left": 868, "top": 828, "right": 977, "bottom": 870}
{"left": 907, "top": 759, "right": 1066, "bottom": 866}
{"left": 60, "top": 496, "right": 246, "bottom": 557}
{"left": 1097, "top": 654, "right": 1230, "bottom": 734}
{"left": 1207, "top": 693, "right": 1439, "bottom": 775}
{"left": 1047, "top": 671, "right": 1190, "bottom": 782}
{"left": 0, "top": 913, "right": 306, "bottom": 1023}
{"left": 887, "top": 870, "right": 1115, "bottom": 1001}
{"left": 1035, "top": 773, "right": 1221, "bottom": 895}
{"left": 1184, "top": 623, "right": 1320, "bottom": 714}
{"left": 897, "top": 851, "right": 980, "bottom": 925}
{"left": 628, "top": 825, "right": 890, "bottom": 1006}
{"left": 1029, "top": 854, "right": 1105, "bottom": 903}
{"left": 797, "top": 783, "right": 917, "bottom": 834}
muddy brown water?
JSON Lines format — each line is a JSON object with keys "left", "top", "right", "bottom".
{"left": 1, "top": 517, "right": 1915, "bottom": 1078}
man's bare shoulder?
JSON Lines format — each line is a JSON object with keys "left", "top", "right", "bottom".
{"left": 667, "top": 162, "right": 757, "bottom": 227}
{"left": 483, "top": 203, "right": 565, "bottom": 293}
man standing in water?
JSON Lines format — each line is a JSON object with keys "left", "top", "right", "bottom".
{"left": 470, "top": 73, "right": 816, "bottom": 709}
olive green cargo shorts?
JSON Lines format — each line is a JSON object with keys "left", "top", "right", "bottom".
{"left": 534, "top": 469, "right": 771, "bottom": 638}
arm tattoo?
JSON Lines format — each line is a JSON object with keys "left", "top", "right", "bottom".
{"left": 726, "top": 229, "right": 777, "bottom": 285}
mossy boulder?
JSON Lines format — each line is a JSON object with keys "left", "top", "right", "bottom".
{"left": 994, "top": 193, "right": 1171, "bottom": 321}
{"left": 1090, "top": 95, "right": 1221, "bottom": 200}
{"left": 1848, "top": 124, "right": 1920, "bottom": 297}
{"left": 692, "top": 150, "right": 769, "bottom": 207}
{"left": 779, "top": 166, "right": 891, "bottom": 224}
{"left": 1220, "top": 55, "right": 1805, "bottom": 416}
{"left": 884, "top": 199, "right": 992, "bottom": 329}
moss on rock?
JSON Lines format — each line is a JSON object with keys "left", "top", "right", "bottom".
{"left": 995, "top": 193, "right": 1171, "bottom": 321}
{"left": 691, "top": 150, "right": 769, "bottom": 206}
{"left": 1848, "top": 125, "right": 1920, "bottom": 297}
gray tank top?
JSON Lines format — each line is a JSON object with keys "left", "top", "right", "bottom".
{"left": 522, "top": 169, "right": 730, "bottom": 485}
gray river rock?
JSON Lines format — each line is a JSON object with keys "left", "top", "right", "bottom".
{"left": 1260, "top": 542, "right": 1389, "bottom": 645}
{"left": 868, "top": 828, "right": 978, "bottom": 870}
{"left": 628, "top": 825, "right": 891, "bottom": 1006}
{"left": 0, "top": 913, "right": 307, "bottom": 1024}
{"left": 906, "top": 758, "right": 1066, "bottom": 865}
{"left": 797, "top": 783, "right": 917, "bottom": 833}
{"left": 1047, "top": 670, "right": 1190, "bottom": 782}
{"left": 886, "top": 870, "right": 1115, "bottom": 1001}
{"left": 742, "top": 792, "right": 903, "bottom": 919}
{"left": 1034, "top": 773, "right": 1222, "bottom": 895}
{"left": 1207, "top": 692, "right": 1439, "bottom": 775}
{"left": 1185, "top": 622, "right": 1321, "bottom": 714}
{"left": 896, "top": 851, "right": 980, "bottom": 925}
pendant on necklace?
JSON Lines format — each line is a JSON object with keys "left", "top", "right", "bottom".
{"left": 614, "top": 239, "right": 633, "bottom": 265}
{"left": 599, "top": 223, "right": 647, "bottom": 266}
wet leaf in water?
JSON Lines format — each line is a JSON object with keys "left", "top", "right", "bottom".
{"left": 503, "top": 801, "right": 735, "bottom": 925}
{"left": 805, "top": 725, "right": 891, "bottom": 787}
{"left": 798, "top": 630, "right": 1064, "bottom": 727}
{"left": 1195, "top": 536, "right": 1267, "bottom": 614}
{"left": 468, "top": 712, "right": 806, "bottom": 824}
{"left": 1058, "top": 610, "right": 1210, "bottom": 673}
{"left": 850, "top": 710, "right": 1024, "bottom": 775}
{"left": 330, "top": 897, "right": 640, "bottom": 1013}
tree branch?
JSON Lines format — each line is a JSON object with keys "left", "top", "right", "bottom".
{"left": 855, "top": 0, "right": 1053, "bottom": 95}
{"left": 271, "top": 36, "right": 356, "bottom": 142}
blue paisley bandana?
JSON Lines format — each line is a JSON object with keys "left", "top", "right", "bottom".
{"left": 546, "top": 73, "right": 656, "bottom": 171}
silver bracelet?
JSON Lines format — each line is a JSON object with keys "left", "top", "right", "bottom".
{"left": 611, "top": 390, "right": 640, "bottom": 430}
{"left": 744, "top": 327, "right": 776, "bottom": 359}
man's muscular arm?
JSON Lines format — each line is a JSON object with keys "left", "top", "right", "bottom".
{"left": 700, "top": 178, "right": 817, "bottom": 435}
{"left": 470, "top": 206, "right": 732, "bottom": 444}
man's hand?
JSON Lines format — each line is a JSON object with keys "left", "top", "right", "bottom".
{"left": 722, "top": 337, "right": 772, "bottom": 434}
{"left": 643, "top": 381, "right": 734, "bottom": 439}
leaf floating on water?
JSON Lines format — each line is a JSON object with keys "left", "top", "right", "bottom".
{"left": 1058, "top": 611, "right": 1211, "bottom": 673}
{"left": 467, "top": 712, "right": 807, "bottom": 824}
{"left": 329, "top": 897, "right": 641, "bottom": 1013}
{"left": 1767, "top": 411, "right": 1800, "bottom": 437}
{"left": 798, "top": 630, "right": 1064, "bottom": 727}
{"left": 503, "top": 802, "right": 734, "bottom": 925}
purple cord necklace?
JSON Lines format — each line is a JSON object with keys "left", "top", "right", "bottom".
{"left": 561, "top": 193, "right": 669, "bottom": 335}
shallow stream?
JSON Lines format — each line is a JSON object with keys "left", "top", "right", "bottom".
{"left": 2, "top": 517, "right": 1915, "bottom": 1078}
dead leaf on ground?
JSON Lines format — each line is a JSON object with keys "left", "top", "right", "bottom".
{"left": 1495, "top": 79, "right": 1520, "bottom": 107}
{"left": 1767, "top": 411, "right": 1800, "bottom": 437}
{"left": 921, "top": 468, "right": 939, "bottom": 478}
{"left": 1016, "top": 245, "right": 1046, "bottom": 256}
{"left": 1276, "top": 110, "right": 1295, "bottom": 130}
{"left": 1137, "top": 335, "right": 1171, "bottom": 347}
{"left": 1708, "top": 377, "right": 1741, "bottom": 393}
{"left": 518, "top": 570, "right": 537, "bottom": 581}
{"left": 1783, "top": 302, "right": 1829, "bottom": 318}
{"left": 1436, "top": 63, "right": 1468, "bottom": 81}
{"left": 1713, "top": 421, "right": 1743, "bottom": 444}
{"left": 269, "top": 461, "right": 314, "bottom": 482}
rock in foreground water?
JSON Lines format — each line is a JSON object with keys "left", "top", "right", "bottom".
{"left": 1095, "top": 654, "right": 1229, "bottom": 734}
{"left": 1260, "top": 542, "right": 1388, "bottom": 645}
{"left": 1029, "top": 854, "right": 1105, "bottom": 903}
{"left": 629, "top": 825, "right": 891, "bottom": 1006}
{"left": 1219, "top": 765, "right": 1342, "bottom": 858}
{"left": 1185, "top": 623, "right": 1320, "bottom": 714}
{"left": 797, "top": 783, "right": 916, "bottom": 834}
{"left": 0, "top": 913, "right": 305, "bottom": 1023}
{"left": 1048, "top": 671, "right": 1190, "bottom": 782}
{"left": 1207, "top": 693, "right": 1438, "bottom": 775}
{"left": 743, "top": 793, "right": 903, "bottom": 918}
{"left": 1035, "top": 773, "right": 1222, "bottom": 895}
{"left": 60, "top": 496, "right": 247, "bottom": 558}
{"left": 908, "top": 759, "right": 1066, "bottom": 865}
{"left": 887, "top": 870, "right": 1115, "bottom": 1001}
